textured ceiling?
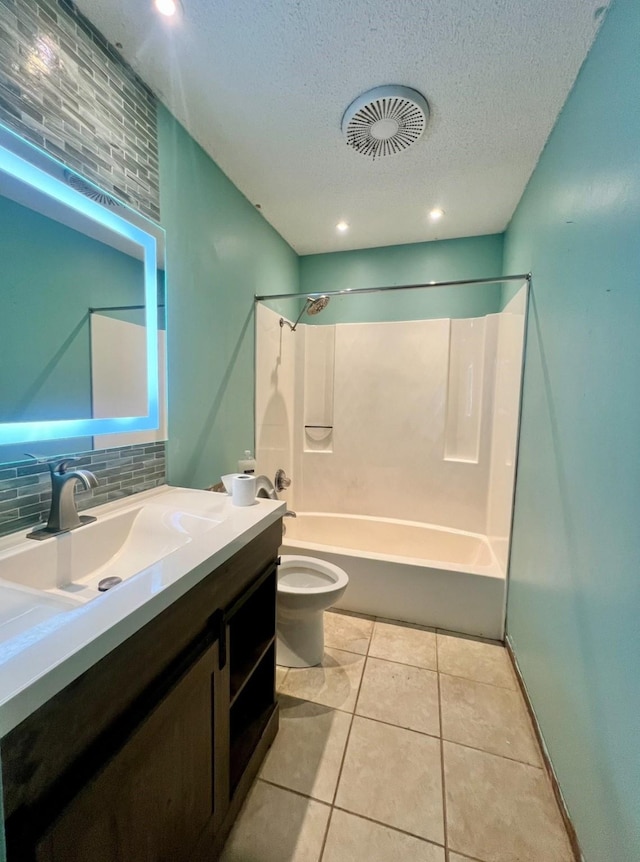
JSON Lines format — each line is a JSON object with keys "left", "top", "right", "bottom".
{"left": 76, "top": 0, "right": 608, "bottom": 254}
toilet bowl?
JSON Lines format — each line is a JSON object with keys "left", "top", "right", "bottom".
{"left": 276, "top": 555, "right": 349, "bottom": 667}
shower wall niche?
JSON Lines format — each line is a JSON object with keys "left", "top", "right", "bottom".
{"left": 255, "top": 284, "right": 527, "bottom": 574}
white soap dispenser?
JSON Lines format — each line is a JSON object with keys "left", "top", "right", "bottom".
{"left": 238, "top": 449, "right": 256, "bottom": 474}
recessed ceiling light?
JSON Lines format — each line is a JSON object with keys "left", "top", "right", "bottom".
{"left": 154, "top": 0, "right": 177, "bottom": 16}
{"left": 336, "top": 221, "right": 349, "bottom": 232}
{"left": 429, "top": 208, "right": 444, "bottom": 221}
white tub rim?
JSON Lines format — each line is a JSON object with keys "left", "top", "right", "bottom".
{"left": 283, "top": 511, "right": 504, "bottom": 580}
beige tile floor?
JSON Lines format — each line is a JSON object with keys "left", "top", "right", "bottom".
{"left": 221, "top": 611, "right": 575, "bottom": 862}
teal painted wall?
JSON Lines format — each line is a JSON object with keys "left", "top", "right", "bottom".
{"left": 158, "top": 105, "right": 299, "bottom": 488}
{"left": 503, "top": 1, "right": 640, "bottom": 859}
{"left": 298, "top": 234, "right": 505, "bottom": 324}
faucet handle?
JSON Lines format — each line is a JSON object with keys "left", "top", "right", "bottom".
{"left": 275, "top": 468, "right": 292, "bottom": 492}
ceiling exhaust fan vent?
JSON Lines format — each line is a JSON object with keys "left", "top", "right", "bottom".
{"left": 342, "top": 85, "right": 429, "bottom": 159}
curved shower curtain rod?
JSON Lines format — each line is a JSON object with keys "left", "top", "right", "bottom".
{"left": 254, "top": 273, "right": 530, "bottom": 303}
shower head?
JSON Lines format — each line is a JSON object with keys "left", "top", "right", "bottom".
{"left": 306, "top": 296, "right": 330, "bottom": 315}
{"left": 280, "top": 295, "right": 330, "bottom": 331}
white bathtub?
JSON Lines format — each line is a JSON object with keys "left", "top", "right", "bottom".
{"left": 281, "top": 513, "right": 506, "bottom": 639}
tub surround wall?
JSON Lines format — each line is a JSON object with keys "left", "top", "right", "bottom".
{"left": 486, "top": 286, "right": 527, "bottom": 571}
{"left": 294, "top": 316, "right": 496, "bottom": 533}
{"left": 256, "top": 303, "right": 525, "bottom": 550}
{"left": 503, "top": 0, "right": 640, "bottom": 858}
{"left": 444, "top": 317, "right": 490, "bottom": 464}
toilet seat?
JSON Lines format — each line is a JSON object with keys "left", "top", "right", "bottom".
{"left": 278, "top": 556, "right": 349, "bottom": 594}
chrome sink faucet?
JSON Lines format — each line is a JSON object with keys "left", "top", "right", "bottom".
{"left": 26, "top": 456, "right": 99, "bottom": 541}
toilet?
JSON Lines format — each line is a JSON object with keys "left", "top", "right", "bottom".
{"left": 276, "top": 555, "right": 349, "bottom": 667}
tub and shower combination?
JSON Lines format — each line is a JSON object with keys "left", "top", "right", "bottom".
{"left": 256, "top": 277, "right": 528, "bottom": 641}
{"left": 281, "top": 513, "right": 505, "bottom": 639}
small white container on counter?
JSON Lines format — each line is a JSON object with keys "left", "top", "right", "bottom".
{"left": 238, "top": 450, "right": 256, "bottom": 474}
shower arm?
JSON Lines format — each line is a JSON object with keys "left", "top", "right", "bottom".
{"left": 280, "top": 298, "right": 312, "bottom": 332}
{"left": 279, "top": 295, "right": 330, "bottom": 331}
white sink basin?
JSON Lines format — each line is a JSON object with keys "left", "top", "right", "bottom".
{"left": 0, "top": 584, "right": 80, "bottom": 643}
{"left": 0, "top": 488, "right": 227, "bottom": 605}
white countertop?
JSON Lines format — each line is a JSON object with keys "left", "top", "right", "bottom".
{"left": 0, "top": 485, "right": 284, "bottom": 737}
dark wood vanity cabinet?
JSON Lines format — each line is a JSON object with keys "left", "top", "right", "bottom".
{"left": 1, "top": 520, "right": 281, "bottom": 862}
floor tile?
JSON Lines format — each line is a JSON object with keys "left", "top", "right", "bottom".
{"left": 444, "top": 741, "right": 574, "bottom": 862}
{"left": 440, "top": 673, "right": 541, "bottom": 765}
{"left": 276, "top": 665, "right": 289, "bottom": 691}
{"left": 335, "top": 715, "right": 444, "bottom": 844}
{"left": 322, "top": 809, "right": 445, "bottom": 862}
{"left": 437, "top": 632, "right": 516, "bottom": 688}
{"left": 220, "top": 780, "right": 330, "bottom": 862}
{"left": 324, "top": 610, "right": 373, "bottom": 655}
{"left": 356, "top": 656, "right": 440, "bottom": 736}
{"left": 369, "top": 619, "right": 437, "bottom": 670}
{"left": 279, "top": 648, "right": 366, "bottom": 712}
{"left": 259, "top": 696, "right": 352, "bottom": 802}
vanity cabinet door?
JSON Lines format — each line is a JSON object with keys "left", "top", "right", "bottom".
{"left": 34, "top": 637, "right": 223, "bottom": 862}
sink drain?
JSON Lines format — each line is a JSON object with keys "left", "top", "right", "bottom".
{"left": 98, "top": 576, "right": 123, "bottom": 592}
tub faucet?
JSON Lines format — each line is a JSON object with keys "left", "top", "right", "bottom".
{"left": 26, "top": 457, "right": 99, "bottom": 540}
{"left": 282, "top": 509, "right": 297, "bottom": 537}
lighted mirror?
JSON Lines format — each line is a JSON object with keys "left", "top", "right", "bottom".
{"left": 0, "top": 122, "right": 165, "bottom": 454}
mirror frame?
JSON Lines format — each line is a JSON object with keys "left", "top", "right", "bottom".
{"left": 0, "top": 123, "right": 162, "bottom": 445}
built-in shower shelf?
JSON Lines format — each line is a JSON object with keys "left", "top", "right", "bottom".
{"left": 304, "top": 424, "right": 333, "bottom": 453}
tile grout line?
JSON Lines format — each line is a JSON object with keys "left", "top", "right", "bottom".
{"left": 258, "top": 776, "right": 332, "bottom": 807}
{"left": 436, "top": 632, "right": 450, "bottom": 862}
{"left": 316, "top": 622, "right": 373, "bottom": 862}
{"left": 256, "top": 779, "right": 469, "bottom": 859}
{"left": 317, "top": 802, "right": 334, "bottom": 862}
{"left": 328, "top": 673, "right": 361, "bottom": 809}
{"left": 437, "top": 667, "right": 517, "bottom": 692}
{"left": 330, "top": 616, "right": 514, "bottom": 687}
{"left": 278, "top": 687, "right": 544, "bottom": 770}
{"left": 444, "top": 849, "right": 494, "bottom": 862}
{"left": 329, "top": 634, "right": 370, "bottom": 806}
{"left": 258, "top": 774, "right": 489, "bottom": 862}
{"left": 367, "top": 651, "right": 438, "bottom": 673}
{"left": 331, "top": 804, "right": 447, "bottom": 851}
{"left": 273, "top": 621, "right": 541, "bottom": 861}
